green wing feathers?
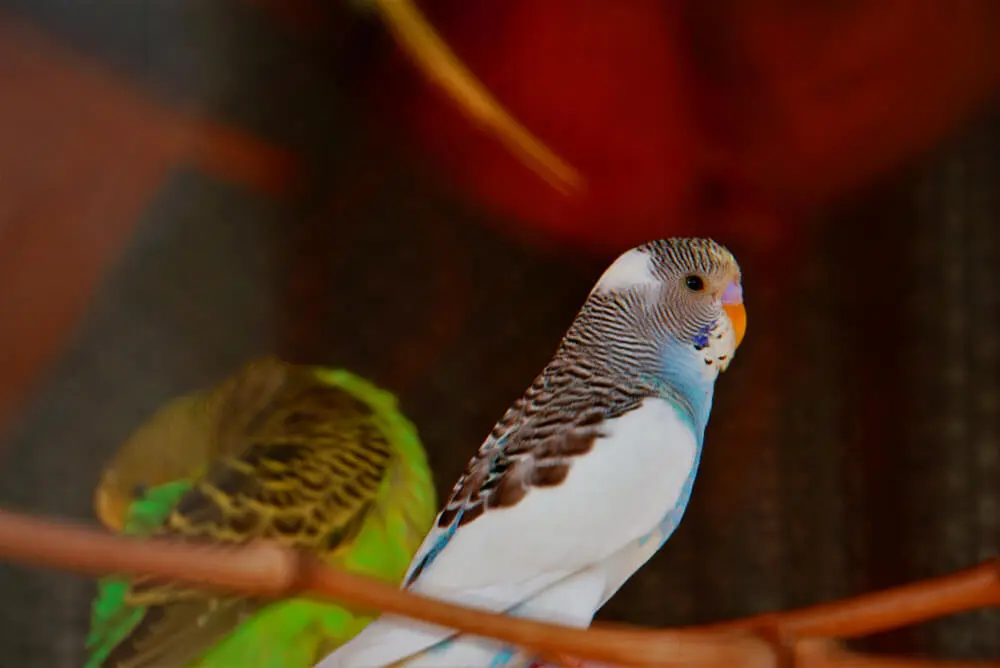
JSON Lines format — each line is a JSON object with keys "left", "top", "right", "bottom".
{"left": 86, "top": 360, "right": 437, "bottom": 668}
{"left": 87, "top": 481, "right": 193, "bottom": 668}
{"left": 311, "top": 368, "right": 437, "bottom": 579}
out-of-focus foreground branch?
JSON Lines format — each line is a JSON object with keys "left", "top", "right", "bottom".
{"left": 0, "top": 509, "right": 997, "bottom": 667}
{"left": 369, "top": 0, "right": 584, "bottom": 194}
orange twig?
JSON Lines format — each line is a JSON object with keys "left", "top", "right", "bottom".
{"left": 0, "top": 508, "right": 996, "bottom": 667}
{"left": 175, "top": 117, "right": 301, "bottom": 197}
{"left": 0, "top": 509, "right": 769, "bottom": 667}
{"left": 702, "top": 559, "right": 1000, "bottom": 638}
{"left": 793, "top": 640, "right": 1000, "bottom": 668}
{"left": 370, "top": 0, "right": 584, "bottom": 195}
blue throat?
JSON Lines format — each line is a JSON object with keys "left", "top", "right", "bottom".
{"left": 629, "top": 340, "right": 719, "bottom": 552}
{"left": 652, "top": 339, "right": 717, "bottom": 443}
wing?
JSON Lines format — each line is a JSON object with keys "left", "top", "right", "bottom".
{"left": 94, "top": 357, "right": 294, "bottom": 532}
{"left": 319, "top": 363, "right": 701, "bottom": 667}
{"left": 86, "top": 481, "right": 194, "bottom": 668}
{"left": 100, "top": 364, "right": 396, "bottom": 668}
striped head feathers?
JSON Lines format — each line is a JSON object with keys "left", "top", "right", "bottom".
{"left": 584, "top": 237, "right": 746, "bottom": 373}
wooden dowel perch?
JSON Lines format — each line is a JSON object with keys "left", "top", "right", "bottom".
{"left": 0, "top": 508, "right": 997, "bottom": 667}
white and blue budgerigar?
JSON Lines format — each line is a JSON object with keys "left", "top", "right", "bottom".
{"left": 314, "top": 237, "right": 747, "bottom": 668}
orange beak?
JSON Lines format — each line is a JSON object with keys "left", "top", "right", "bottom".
{"left": 722, "top": 281, "right": 747, "bottom": 349}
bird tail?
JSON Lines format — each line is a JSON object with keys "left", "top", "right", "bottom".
{"left": 311, "top": 613, "right": 458, "bottom": 667}
{"left": 314, "top": 568, "right": 607, "bottom": 668}
{"left": 312, "top": 614, "right": 532, "bottom": 668}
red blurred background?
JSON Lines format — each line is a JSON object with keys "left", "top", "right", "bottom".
{"left": 2, "top": 0, "right": 999, "bottom": 429}
{"left": 366, "top": 0, "right": 1000, "bottom": 252}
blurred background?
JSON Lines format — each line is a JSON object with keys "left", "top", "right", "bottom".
{"left": 0, "top": 0, "right": 998, "bottom": 665}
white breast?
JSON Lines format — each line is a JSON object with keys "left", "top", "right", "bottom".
{"left": 314, "top": 399, "right": 701, "bottom": 668}
{"left": 410, "top": 398, "right": 700, "bottom": 592}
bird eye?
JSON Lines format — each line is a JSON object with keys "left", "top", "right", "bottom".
{"left": 684, "top": 275, "right": 705, "bottom": 292}
{"left": 131, "top": 483, "right": 148, "bottom": 499}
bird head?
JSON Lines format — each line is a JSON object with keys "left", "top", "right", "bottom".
{"left": 589, "top": 237, "right": 746, "bottom": 374}
{"left": 93, "top": 391, "right": 214, "bottom": 532}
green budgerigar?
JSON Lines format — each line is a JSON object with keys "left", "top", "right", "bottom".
{"left": 85, "top": 357, "right": 437, "bottom": 668}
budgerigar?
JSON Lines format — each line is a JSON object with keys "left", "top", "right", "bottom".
{"left": 315, "top": 238, "right": 747, "bottom": 668}
{"left": 85, "top": 357, "right": 437, "bottom": 668}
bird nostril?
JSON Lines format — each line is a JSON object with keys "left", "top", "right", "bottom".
{"left": 722, "top": 281, "right": 743, "bottom": 305}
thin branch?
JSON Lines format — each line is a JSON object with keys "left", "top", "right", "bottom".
{"left": 0, "top": 509, "right": 769, "bottom": 667}
{"left": 0, "top": 510, "right": 297, "bottom": 596}
{"left": 172, "top": 116, "right": 301, "bottom": 197}
{"left": 370, "top": 0, "right": 584, "bottom": 195}
{"left": 793, "top": 640, "right": 1000, "bottom": 668}
{"left": 0, "top": 509, "right": 996, "bottom": 667}
{"left": 700, "top": 559, "right": 1000, "bottom": 638}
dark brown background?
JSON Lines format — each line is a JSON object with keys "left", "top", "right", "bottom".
{"left": 0, "top": 1, "right": 998, "bottom": 665}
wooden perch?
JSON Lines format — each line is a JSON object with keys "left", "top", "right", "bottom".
{"left": 0, "top": 508, "right": 996, "bottom": 667}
